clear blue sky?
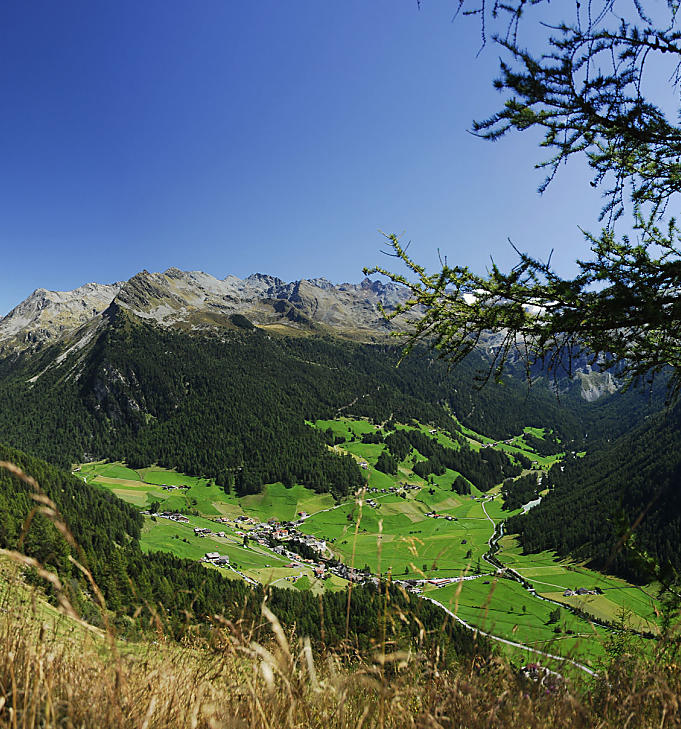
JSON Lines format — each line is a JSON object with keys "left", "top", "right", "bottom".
{"left": 0, "top": 0, "right": 606, "bottom": 315}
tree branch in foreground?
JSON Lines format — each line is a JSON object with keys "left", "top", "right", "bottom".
{"left": 365, "top": 217, "right": 681, "bottom": 397}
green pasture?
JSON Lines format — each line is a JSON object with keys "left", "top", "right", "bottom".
{"left": 80, "top": 461, "right": 141, "bottom": 482}
{"left": 315, "top": 417, "right": 378, "bottom": 439}
{"left": 426, "top": 577, "right": 608, "bottom": 663}
{"left": 137, "top": 467, "right": 205, "bottom": 487}
{"left": 300, "top": 485, "right": 494, "bottom": 576}
{"left": 481, "top": 495, "right": 512, "bottom": 520}
{"left": 498, "top": 535, "right": 661, "bottom": 633}
{"left": 457, "top": 424, "right": 493, "bottom": 448}
{"left": 495, "top": 442, "right": 562, "bottom": 468}
{"left": 456, "top": 422, "right": 562, "bottom": 468}
{"left": 240, "top": 482, "right": 334, "bottom": 522}
{"left": 140, "top": 516, "right": 287, "bottom": 572}
{"left": 397, "top": 423, "right": 463, "bottom": 452}
{"left": 79, "top": 462, "right": 241, "bottom": 516}
{"left": 107, "top": 485, "right": 158, "bottom": 507}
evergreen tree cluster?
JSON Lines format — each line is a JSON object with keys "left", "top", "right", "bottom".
{"left": 375, "top": 450, "right": 398, "bottom": 475}
{"left": 522, "top": 431, "right": 562, "bottom": 457}
{"left": 451, "top": 475, "right": 472, "bottom": 495}
{"left": 388, "top": 428, "right": 521, "bottom": 492}
{"left": 501, "top": 473, "right": 540, "bottom": 512}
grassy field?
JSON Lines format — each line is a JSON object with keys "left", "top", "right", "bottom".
{"left": 424, "top": 576, "right": 610, "bottom": 665}
{"left": 299, "top": 488, "right": 493, "bottom": 577}
{"left": 241, "top": 482, "right": 335, "bottom": 522}
{"left": 6, "top": 568, "right": 680, "bottom": 729}
{"left": 76, "top": 416, "right": 662, "bottom": 661}
{"left": 497, "top": 534, "right": 661, "bottom": 633}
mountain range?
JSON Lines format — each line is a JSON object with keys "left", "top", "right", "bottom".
{"left": 0, "top": 269, "right": 415, "bottom": 356}
{"left": 0, "top": 267, "right": 626, "bottom": 405}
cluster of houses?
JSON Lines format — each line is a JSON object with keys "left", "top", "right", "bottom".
{"left": 279, "top": 563, "right": 328, "bottom": 584}
{"left": 261, "top": 527, "right": 327, "bottom": 557}
{"left": 159, "top": 483, "right": 190, "bottom": 491}
{"left": 481, "top": 437, "right": 517, "bottom": 449}
{"left": 234, "top": 516, "right": 377, "bottom": 584}
{"left": 563, "top": 587, "right": 603, "bottom": 597}
{"left": 365, "top": 483, "right": 421, "bottom": 497}
{"left": 425, "top": 511, "right": 456, "bottom": 521}
{"left": 202, "top": 551, "right": 230, "bottom": 567}
{"left": 146, "top": 505, "right": 420, "bottom": 590}
{"left": 194, "top": 526, "right": 227, "bottom": 538}
{"left": 207, "top": 514, "right": 338, "bottom": 579}
{"left": 394, "top": 574, "right": 484, "bottom": 594}
{"left": 152, "top": 510, "right": 189, "bottom": 524}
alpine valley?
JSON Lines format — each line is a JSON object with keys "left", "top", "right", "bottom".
{"left": 1, "top": 267, "right": 680, "bottom": 672}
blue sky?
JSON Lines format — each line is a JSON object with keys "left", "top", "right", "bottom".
{"left": 0, "top": 1, "right": 607, "bottom": 315}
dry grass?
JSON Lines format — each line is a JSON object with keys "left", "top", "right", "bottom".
{"left": 2, "top": 569, "right": 681, "bottom": 729}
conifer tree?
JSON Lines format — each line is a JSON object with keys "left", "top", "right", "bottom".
{"left": 369, "top": 2, "right": 681, "bottom": 396}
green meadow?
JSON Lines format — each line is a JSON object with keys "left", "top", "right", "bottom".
{"left": 424, "top": 577, "right": 609, "bottom": 665}
{"left": 241, "top": 482, "right": 335, "bottom": 522}
{"left": 497, "top": 534, "right": 660, "bottom": 634}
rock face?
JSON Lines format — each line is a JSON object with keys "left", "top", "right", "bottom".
{"left": 0, "top": 269, "right": 412, "bottom": 355}
{"left": 577, "top": 370, "right": 619, "bottom": 402}
{"left": 0, "top": 282, "right": 123, "bottom": 353}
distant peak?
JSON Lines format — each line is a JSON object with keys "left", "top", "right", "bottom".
{"left": 306, "top": 277, "right": 334, "bottom": 290}
{"left": 245, "top": 273, "right": 284, "bottom": 286}
{"left": 164, "top": 267, "right": 184, "bottom": 278}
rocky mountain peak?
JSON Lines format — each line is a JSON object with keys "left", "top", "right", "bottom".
{"left": 0, "top": 268, "right": 413, "bottom": 355}
{"left": 245, "top": 272, "right": 284, "bottom": 289}
{"left": 0, "top": 281, "right": 123, "bottom": 353}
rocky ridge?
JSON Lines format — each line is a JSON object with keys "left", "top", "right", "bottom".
{"left": 0, "top": 269, "right": 411, "bottom": 355}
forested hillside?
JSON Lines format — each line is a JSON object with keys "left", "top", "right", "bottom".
{"left": 0, "top": 305, "right": 657, "bottom": 497}
{"left": 509, "top": 402, "right": 681, "bottom": 581}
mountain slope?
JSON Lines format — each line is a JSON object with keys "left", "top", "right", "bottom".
{"left": 0, "top": 281, "right": 122, "bottom": 353}
{"left": 0, "top": 301, "right": 615, "bottom": 490}
{"left": 509, "top": 402, "right": 681, "bottom": 580}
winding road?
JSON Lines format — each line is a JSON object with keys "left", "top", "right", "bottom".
{"left": 420, "top": 594, "right": 598, "bottom": 676}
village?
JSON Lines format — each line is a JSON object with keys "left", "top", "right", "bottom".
{"left": 145, "top": 503, "right": 483, "bottom": 591}
{"left": 147, "top": 507, "right": 368, "bottom": 586}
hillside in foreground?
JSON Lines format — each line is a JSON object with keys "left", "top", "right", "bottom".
{"left": 2, "top": 558, "right": 680, "bottom": 729}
